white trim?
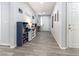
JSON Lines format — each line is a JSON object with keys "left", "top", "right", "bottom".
{"left": 10, "top": 45, "right": 16, "bottom": 48}
{"left": 0, "top": 43, "right": 10, "bottom": 48}
{"left": 0, "top": 43, "right": 10, "bottom": 46}
{"left": 55, "top": 36, "right": 67, "bottom": 49}
{"left": 51, "top": 32, "right": 67, "bottom": 49}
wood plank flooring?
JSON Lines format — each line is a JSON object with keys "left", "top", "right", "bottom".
{"left": 0, "top": 32, "right": 79, "bottom": 56}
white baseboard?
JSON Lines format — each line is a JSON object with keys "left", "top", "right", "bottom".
{"left": 10, "top": 45, "right": 16, "bottom": 48}
{"left": 56, "top": 39, "right": 67, "bottom": 49}
{"left": 59, "top": 45, "right": 67, "bottom": 49}
{"left": 0, "top": 43, "right": 16, "bottom": 48}
{"left": 0, "top": 43, "right": 10, "bottom": 48}
{"left": 0, "top": 43, "right": 10, "bottom": 46}
{"left": 51, "top": 32, "right": 67, "bottom": 49}
{"left": 68, "top": 42, "right": 79, "bottom": 48}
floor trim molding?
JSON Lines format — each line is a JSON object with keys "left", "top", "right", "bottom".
{"left": 10, "top": 45, "right": 16, "bottom": 48}
{"left": 51, "top": 32, "right": 67, "bottom": 49}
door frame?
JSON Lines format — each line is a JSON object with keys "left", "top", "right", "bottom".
{"left": 66, "top": 2, "right": 69, "bottom": 48}
{"left": 66, "top": 2, "right": 71, "bottom": 48}
{"left": 40, "top": 15, "right": 50, "bottom": 31}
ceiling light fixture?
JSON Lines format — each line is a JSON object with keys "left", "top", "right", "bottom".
{"left": 40, "top": 2, "right": 44, "bottom": 4}
{"left": 42, "top": 12, "right": 46, "bottom": 14}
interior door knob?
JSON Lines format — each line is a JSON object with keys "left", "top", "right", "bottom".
{"left": 68, "top": 24, "right": 72, "bottom": 30}
{"left": 68, "top": 28, "right": 71, "bottom": 30}
{"left": 68, "top": 27, "right": 72, "bottom": 31}
{"left": 68, "top": 24, "right": 71, "bottom": 26}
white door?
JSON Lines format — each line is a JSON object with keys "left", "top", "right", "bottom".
{"left": 40, "top": 16, "right": 50, "bottom": 31}
{"left": 67, "top": 3, "right": 79, "bottom": 48}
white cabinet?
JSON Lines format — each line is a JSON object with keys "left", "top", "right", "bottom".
{"left": 28, "top": 28, "right": 36, "bottom": 41}
{"left": 32, "top": 28, "right": 36, "bottom": 39}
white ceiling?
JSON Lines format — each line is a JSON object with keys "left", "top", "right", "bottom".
{"left": 28, "top": 2, "right": 56, "bottom": 15}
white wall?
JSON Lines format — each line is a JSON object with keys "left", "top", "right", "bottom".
{"left": 0, "top": 2, "right": 35, "bottom": 48}
{"left": 0, "top": 3, "right": 10, "bottom": 45}
{"left": 51, "top": 2, "right": 67, "bottom": 49}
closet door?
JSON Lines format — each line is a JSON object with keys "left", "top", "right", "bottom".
{"left": 0, "top": 3, "right": 10, "bottom": 45}
{"left": 67, "top": 3, "right": 79, "bottom": 48}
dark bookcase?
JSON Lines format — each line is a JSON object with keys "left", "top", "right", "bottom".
{"left": 17, "top": 22, "right": 28, "bottom": 47}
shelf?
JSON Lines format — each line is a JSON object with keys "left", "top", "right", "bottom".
{"left": 17, "top": 22, "right": 28, "bottom": 47}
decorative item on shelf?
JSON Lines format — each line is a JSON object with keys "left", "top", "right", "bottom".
{"left": 18, "top": 8, "right": 23, "bottom": 14}
{"left": 32, "top": 16, "right": 34, "bottom": 19}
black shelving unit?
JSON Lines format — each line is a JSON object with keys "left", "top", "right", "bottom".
{"left": 17, "top": 22, "right": 28, "bottom": 47}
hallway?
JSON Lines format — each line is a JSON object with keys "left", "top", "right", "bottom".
{"left": 0, "top": 32, "right": 79, "bottom": 56}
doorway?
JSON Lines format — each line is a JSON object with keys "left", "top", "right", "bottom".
{"left": 40, "top": 16, "right": 50, "bottom": 31}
